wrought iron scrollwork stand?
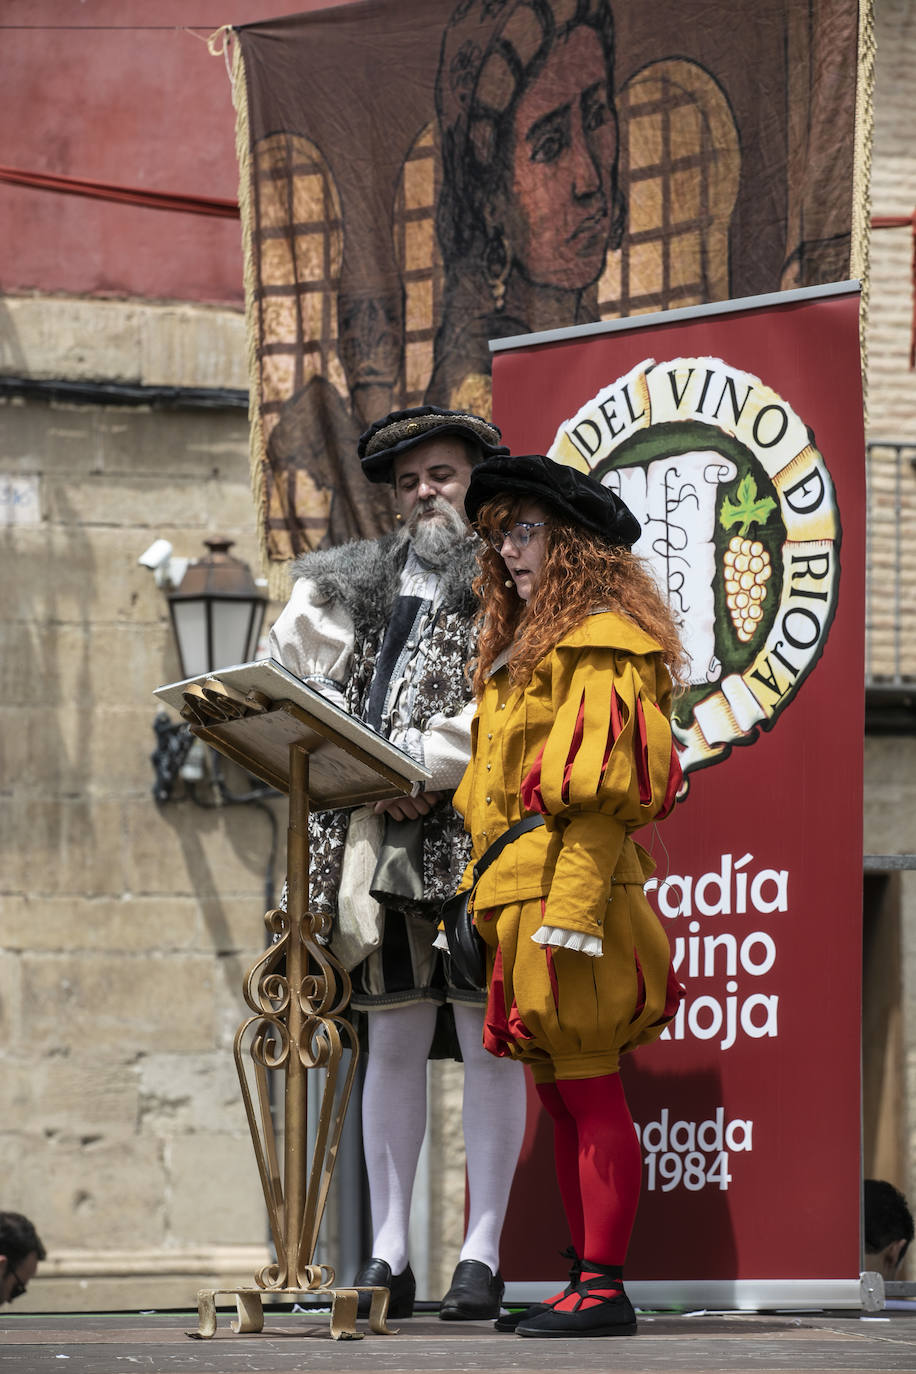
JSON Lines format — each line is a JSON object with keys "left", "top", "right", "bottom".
{"left": 190, "top": 743, "right": 394, "bottom": 1341}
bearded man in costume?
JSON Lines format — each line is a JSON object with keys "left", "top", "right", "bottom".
{"left": 268, "top": 406, "right": 527, "bottom": 1321}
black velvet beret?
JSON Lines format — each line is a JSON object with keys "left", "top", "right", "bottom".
{"left": 465, "top": 453, "right": 641, "bottom": 548}
{"left": 358, "top": 405, "right": 508, "bottom": 483}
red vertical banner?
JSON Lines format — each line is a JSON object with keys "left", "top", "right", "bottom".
{"left": 492, "top": 284, "right": 865, "bottom": 1288}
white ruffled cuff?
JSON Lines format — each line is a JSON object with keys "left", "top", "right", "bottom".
{"left": 433, "top": 930, "right": 449, "bottom": 953}
{"left": 531, "top": 925, "right": 603, "bottom": 957}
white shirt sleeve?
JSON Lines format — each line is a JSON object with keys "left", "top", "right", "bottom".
{"left": 530, "top": 925, "right": 604, "bottom": 957}
{"left": 389, "top": 696, "right": 476, "bottom": 790}
{"left": 267, "top": 578, "right": 354, "bottom": 710}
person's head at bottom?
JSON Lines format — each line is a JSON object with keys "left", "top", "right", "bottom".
{"left": 0, "top": 1212, "right": 46, "bottom": 1307}
{"left": 865, "top": 1179, "right": 913, "bottom": 1281}
{"left": 464, "top": 452, "right": 686, "bottom": 687}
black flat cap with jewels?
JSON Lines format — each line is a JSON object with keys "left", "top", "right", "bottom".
{"left": 358, "top": 405, "right": 508, "bottom": 483}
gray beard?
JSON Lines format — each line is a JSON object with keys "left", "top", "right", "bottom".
{"left": 404, "top": 497, "right": 468, "bottom": 568}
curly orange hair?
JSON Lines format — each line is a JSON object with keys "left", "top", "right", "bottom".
{"left": 472, "top": 494, "right": 688, "bottom": 695}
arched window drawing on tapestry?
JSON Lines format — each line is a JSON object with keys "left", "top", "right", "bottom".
{"left": 250, "top": 132, "right": 392, "bottom": 559}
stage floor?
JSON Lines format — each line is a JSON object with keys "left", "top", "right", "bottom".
{"left": 2, "top": 1306, "right": 915, "bottom": 1374}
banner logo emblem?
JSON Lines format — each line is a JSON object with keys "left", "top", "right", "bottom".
{"left": 549, "top": 357, "right": 841, "bottom": 774}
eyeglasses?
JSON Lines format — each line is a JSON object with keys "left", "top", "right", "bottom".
{"left": 7, "top": 1264, "right": 28, "bottom": 1302}
{"left": 483, "top": 521, "right": 546, "bottom": 552}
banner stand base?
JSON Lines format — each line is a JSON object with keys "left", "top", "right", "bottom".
{"left": 504, "top": 1275, "right": 885, "bottom": 1313}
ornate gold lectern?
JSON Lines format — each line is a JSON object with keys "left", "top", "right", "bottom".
{"left": 154, "top": 661, "right": 432, "bottom": 1341}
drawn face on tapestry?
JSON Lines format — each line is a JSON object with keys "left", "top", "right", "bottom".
{"left": 392, "top": 437, "right": 474, "bottom": 563}
{"left": 499, "top": 26, "right": 619, "bottom": 293}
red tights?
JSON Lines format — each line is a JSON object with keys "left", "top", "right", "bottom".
{"left": 536, "top": 1073, "right": 642, "bottom": 1267}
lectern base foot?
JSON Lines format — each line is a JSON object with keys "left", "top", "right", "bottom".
{"left": 188, "top": 1286, "right": 396, "bottom": 1340}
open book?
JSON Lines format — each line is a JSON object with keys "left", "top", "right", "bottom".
{"left": 154, "top": 658, "right": 432, "bottom": 809}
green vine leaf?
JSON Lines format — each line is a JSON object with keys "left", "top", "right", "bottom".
{"left": 720, "top": 474, "right": 777, "bottom": 536}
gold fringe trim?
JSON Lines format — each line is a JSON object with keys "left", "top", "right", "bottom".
{"left": 222, "top": 32, "right": 278, "bottom": 594}
{"left": 267, "top": 550, "right": 293, "bottom": 603}
{"left": 852, "top": 0, "right": 876, "bottom": 421}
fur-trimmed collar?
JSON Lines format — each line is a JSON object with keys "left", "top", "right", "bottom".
{"left": 289, "top": 531, "right": 479, "bottom": 638}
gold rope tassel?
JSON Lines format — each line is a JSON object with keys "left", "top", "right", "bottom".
{"left": 206, "top": 24, "right": 233, "bottom": 67}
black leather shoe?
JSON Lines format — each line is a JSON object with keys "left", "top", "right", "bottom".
{"left": 439, "top": 1259, "right": 504, "bottom": 1320}
{"left": 352, "top": 1257, "right": 415, "bottom": 1318}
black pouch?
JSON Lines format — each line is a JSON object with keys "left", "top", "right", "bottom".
{"left": 439, "top": 814, "right": 546, "bottom": 993}
{"left": 440, "top": 889, "right": 486, "bottom": 991}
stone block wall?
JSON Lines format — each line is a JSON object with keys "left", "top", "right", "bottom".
{"left": 863, "top": 740, "right": 916, "bottom": 1244}
{"left": 861, "top": 0, "right": 916, "bottom": 1263}
{"left": 865, "top": 0, "right": 916, "bottom": 684}
{"left": 0, "top": 301, "right": 283, "bottom": 1309}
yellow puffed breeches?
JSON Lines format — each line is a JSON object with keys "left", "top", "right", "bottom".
{"left": 476, "top": 883, "right": 681, "bottom": 1084}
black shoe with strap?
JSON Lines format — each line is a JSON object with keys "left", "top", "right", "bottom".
{"left": 515, "top": 1260, "right": 636, "bottom": 1338}
{"left": 439, "top": 1259, "right": 504, "bottom": 1320}
{"left": 493, "top": 1246, "right": 581, "bottom": 1333}
{"left": 352, "top": 1257, "right": 415, "bottom": 1318}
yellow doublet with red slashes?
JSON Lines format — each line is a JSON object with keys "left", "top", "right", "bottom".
{"left": 453, "top": 611, "right": 683, "bottom": 1082}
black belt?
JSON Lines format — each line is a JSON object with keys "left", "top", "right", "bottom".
{"left": 471, "top": 813, "right": 545, "bottom": 883}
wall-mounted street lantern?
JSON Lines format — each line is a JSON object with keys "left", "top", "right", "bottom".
{"left": 167, "top": 536, "right": 267, "bottom": 680}
{"left": 146, "top": 538, "right": 277, "bottom": 889}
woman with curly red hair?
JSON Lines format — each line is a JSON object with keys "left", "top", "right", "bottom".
{"left": 452, "top": 454, "right": 685, "bottom": 1338}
